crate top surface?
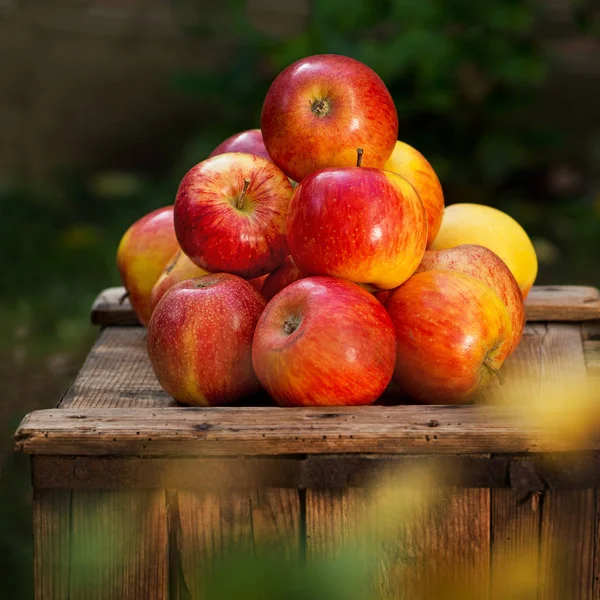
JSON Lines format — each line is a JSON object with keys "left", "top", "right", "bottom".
{"left": 14, "top": 286, "right": 600, "bottom": 458}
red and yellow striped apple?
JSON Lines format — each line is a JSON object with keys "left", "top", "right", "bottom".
{"left": 287, "top": 163, "right": 427, "bottom": 290}
{"left": 261, "top": 256, "right": 303, "bottom": 301}
{"left": 209, "top": 129, "right": 271, "bottom": 161}
{"left": 386, "top": 270, "right": 512, "bottom": 404}
{"left": 116, "top": 206, "right": 178, "bottom": 326}
{"left": 174, "top": 153, "right": 293, "bottom": 279}
{"left": 415, "top": 245, "right": 525, "bottom": 356}
{"left": 148, "top": 274, "right": 266, "bottom": 406}
{"left": 149, "top": 250, "right": 209, "bottom": 314}
{"left": 384, "top": 140, "right": 444, "bottom": 247}
{"left": 252, "top": 276, "right": 396, "bottom": 407}
{"left": 261, "top": 54, "right": 398, "bottom": 182}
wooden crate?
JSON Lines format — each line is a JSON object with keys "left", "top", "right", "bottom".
{"left": 14, "top": 285, "right": 600, "bottom": 599}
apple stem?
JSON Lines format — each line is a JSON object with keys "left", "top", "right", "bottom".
{"left": 237, "top": 178, "right": 251, "bottom": 210}
{"left": 356, "top": 148, "right": 364, "bottom": 167}
{"left": 118, "top": 291, "right": 130, "bottom": 305}
{"left": 483, "top": 360, "right": 505, "bottom": 386}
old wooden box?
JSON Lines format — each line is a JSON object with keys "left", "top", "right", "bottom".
{"left": 14, "top": 285, "right": 600, "bottom": 599}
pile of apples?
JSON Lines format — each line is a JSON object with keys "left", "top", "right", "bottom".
{"left": 116, "top": 54, "right": 538, "bottom": 407}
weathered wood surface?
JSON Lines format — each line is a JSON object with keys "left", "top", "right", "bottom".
{"left": 52, "top": 321, "right": 596, "bottom": 410}
{"left": 60, "top": 327, "right": 174, "bottom": 409}
{"left": 68, "top": 490, "right": 169, "bottom": 600}
{"left": 91, "top": 285, "right": 600, "bottom": 326}
{"left": 33, "top": 489, "right": 71, "bottom": 600}
{"left": 538, "top": 490, "right": 596, "bottom": 599}
{"left": 171, "top": 488, "right": 301, "bottom": 598}
{"left": 14, "top": 403, "right": 600, "bottom": 456}
{"left": 33, "top": 489, "right": 169, "bottom": 600}
{"left": 306, "top": 487, "right": 490, "bottom": 598}
{"left": 490, "top": 489, "right": 541, "bottom": 600}
{"left": 29, "top": 454, "right": 600, "bottom": 490}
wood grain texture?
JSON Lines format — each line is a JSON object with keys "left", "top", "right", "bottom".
{"left": 15, "top": 403, "right": 600, "bottom": 457}
{"left": 594, "top": 491, "right": 600, "bottom": 600}
{"left": 91, "top": 287, "right": 139, "bottom": 326}
{"left": 90, "top": 285, "right": 600, "bottom": 326}
{"left": 525, "top": 286, "right": 600, "bottom": 321}
{"left": 33, "top": 489, "right": 71, "bottom": 600}
{"left": 490, "top": 490, "right": 541, "bottom": 600}
{"left": 172, "top": 488, "right": 301, "bottom": 599}
{"left": 306, "top": 487, "right": 490, "bottom": 599}
{"left": 69, "top": 490, "right": 168, "bottom": 600}
{"left": 538, "top": 490, "right": 596, "bottom": 599}
{"left": 59, "top": 327, "right": 174, "bottom": 409}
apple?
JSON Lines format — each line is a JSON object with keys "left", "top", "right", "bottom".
{"left": 261, "top": 54, "right": 398, "bottom": 182}
{"left": 385, "top": 270, "right": 512, "bottom": 404}
{"left": 384, "top": 141, "right": 444, "bottom": 247}
{"left": 147, "top": 273, "right": 266, "bottom": 406}
{"left": 209, "top": 129, "right": 271, "bottom": 162}
{"left": 286, "top": 160, "right": 427, "bottom": 290}
{"left": 248, "top": 274, "right": 268, "bottom": 293}
{"left": 149, "top": 250, "right": 209, "bottom": 314}
{"left": 116, "top": 206, "right": 179, "bottom": 326}
{"left": 261, "top": 256, "right": 303, "bottom": 301}
{"left": 252, "top": 276, "right": 396, "bottom": 406}
{"left": 415, "top": 245, "right": 525, "bottom": 356}
{"left": 431, "top": 203, "right": 538, "bottom": 297}
{"left": 174, "top": 152, "right": 293, "bottom": 278}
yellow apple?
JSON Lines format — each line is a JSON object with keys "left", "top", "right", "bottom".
{"left": 431, "top": 203, "right": 538, "bottom": 297}
{"left": 384, "top": 140, "right": 444, "bottom": 247}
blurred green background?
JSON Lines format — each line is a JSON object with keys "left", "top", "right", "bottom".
{"left": 1, "top": 0, "right": 599, "bottom": 597}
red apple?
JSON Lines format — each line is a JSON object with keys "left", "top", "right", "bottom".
{"left": 415, "top": 245, "right": 525, "bottom": 356}
{"left": 261, "top": 256, "right": 303, "bottom": 300}
{"left": 147, "top": 274, "right": 266, "bottom": 406}
{"left": 386, "top": 270, "right": 512, "bottom": 404}
{"left": 116, "top": 206, "right": 179, "bottom": 326}
{"left": 174, "top": 152, "right": 293, "bottom": 278}
{"left": 261, "top": 54, "right": 398, "bottom": 181}
{"left": 252, "top": 276, "right": 396, "bottom": 407}
{"left": 384, "top": 140, "right": 444, "bottom": 247}
{"left": 248, "top": 274, "right": 268, "bottom": 293}
{"left": 287, "top": 163, "right": 427, "bottom": 290}
{"left": 149, "top": 250, "right": 209, "bottom": 314}
{"left": 209, "top": 129, "right": 271, "bottom": 161}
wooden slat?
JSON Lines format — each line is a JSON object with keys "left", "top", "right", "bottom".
{"left": 33, "top": 489, "right": 71, "bottom": 600}
{"left": 69, "top": 490, "right": 168, "bottom": 600}
{"left": 14, "top": 403, "right": 600, "bottom": 456}
{"left": 525, "top": 286, "right": 600, "bottom": 321}
{"left": 172, "top": 488, "right": 301, "bottom": 598}
{"left": 59, "top": 327, "right": 174, "bottom": 409}
{"left": 490, "top": 490, "right": 541, "bottom": 599}
{"left": 538, "top": 490, "right": 596, "bottom": 599}
{"left": 91, "top": 287, "right": 139, "bottom": 326}
{"left": 30, "top": 454, "right": 600, "bottom": 491}
{"left": 306, "top": 488, "right": 490, "bottom": 598}
{"left": 91, "top": 285, "right": 600, "bottom": 326}
{"left": 541, "top": 323, "right": 590, "bottom": 385}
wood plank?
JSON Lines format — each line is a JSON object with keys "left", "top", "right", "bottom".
{"left": 33, "top": 489, "right": 71, "bottom": 600}
{"left": 172, "top": 488, "right": 301, "bottom": 598}
{"left": 306, "top": 487, "right": 490, "bottom": 598}
{"left": 490, "top": 490, "right": 541, "bottom": 600}
{"left": 69, "top": 490, "right": 168, "bottom": 600}
{"left": 59, "top": 327, "right": 174, "bottom": 409}
{"left": 541, "top": 323, "right": 590, "bottom": 386}
{"left": 15, "top": 404, "right": 600, "bottom": 456}
{"left": 538, "top": 490, "right": 595, "bottom": 599}
{"left": 91, "top": 287, "right": 139, "bottom": 326}
{"left": 91, "top": 285, "right": 600, "bottom": 326}
{"left": 478, "top": 322, "right": 546, "bottom": 405}
{"left": 526, "top": 286, "right": 600, "bottom": 321}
